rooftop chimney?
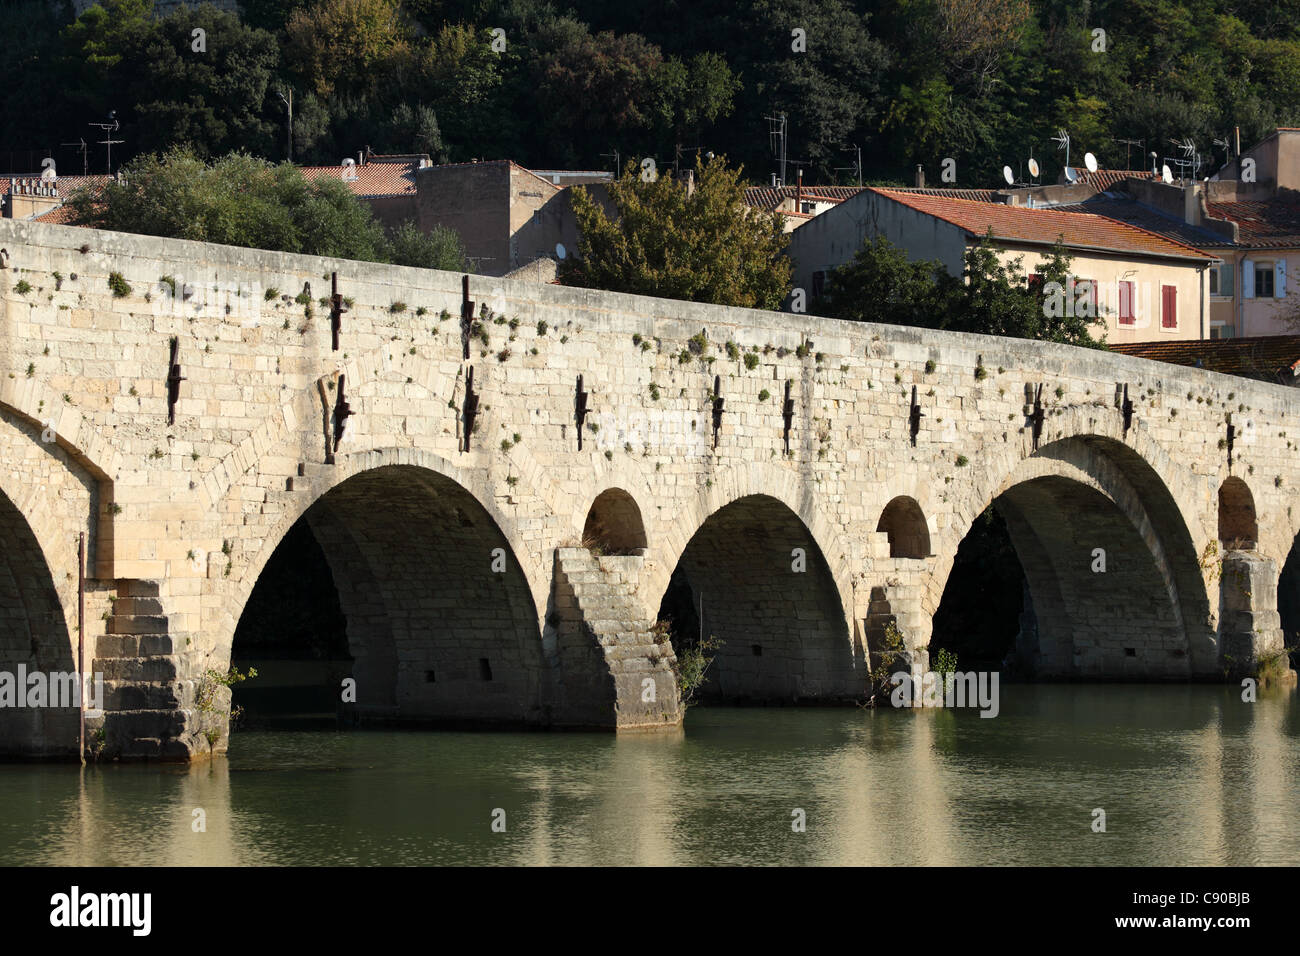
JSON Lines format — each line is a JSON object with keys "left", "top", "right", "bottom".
{"left": 914, "top": 165, "right": 925, "bottom": 188}
{"left": 685, "top": 169, "right": 695, "bottom": 197}
{"left": 357, "top": 150, "right": 364, "bottom": 166}
{"left": 796, "top": 168, "right": 803, "bottom": 210}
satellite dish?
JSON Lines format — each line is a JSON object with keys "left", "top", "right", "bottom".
{"left": 1003, "top": 165, "right": 1014, "bottom": 186}
{"left": 1161, "top": 164, "right": 1173, "bottom": 184}
{"left": 40, "top": 166, "right": 56, "bottom": 181}
{"left": 1064, "top": 166, "right": 1079, "bottom": 183}
{"left": 1084, "top": 152, "right": 1098, "bottom": 173}
{"left": 1027, "top": 158, "right": 1040, "bottom": 178}
{"left": 555, "top": 243, "right": 566, "bottom": 260}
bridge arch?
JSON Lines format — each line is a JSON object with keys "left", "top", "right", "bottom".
{"left": 217, "top": 449, "right": 546, "bottom": 726}
{"left": 649, "top": 474, "right": 862, "bottom": 702}
{"left": 930, "top": 428, "right": 1214, "bottom": 678}
{"left": 0, "top": 483, "right": 78, "bottom": 756}
{"left": 877, "top": 496, "right": 931, "bottom": 559}
{"left": 1218, "top": 477, "right": 1258, "bottom": 549}
{"left": 582, "top": 488, "right": 647, "bottom": 554}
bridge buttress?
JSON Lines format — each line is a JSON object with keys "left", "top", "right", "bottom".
{"left": 548, "top": 548, "right": 683, "bottom": 730}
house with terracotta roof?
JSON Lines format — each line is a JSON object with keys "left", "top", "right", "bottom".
{"left": 742, "top": 173, "right": 865, "bottom": 231}
{"left": 788, "top": 186, "right": 1218, "bottom": 342}
{"left": 2, "top": 174, "right": 111, "bottom": 221}
{"left": 1033, "top": 130, "right": 1300, "bottom": 339}
{"left": 299, "top": 150, "right": 430, "bottom": 230}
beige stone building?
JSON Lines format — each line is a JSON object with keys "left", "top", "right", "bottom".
{"left": 789, "top": 187, "right": 1217, "bottom": 341}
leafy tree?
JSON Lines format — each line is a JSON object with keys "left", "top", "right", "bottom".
{"left": 118, "top": 6, "right": 281, "bottom": 159}
{"left": 820, "top": 232, "right": 1105, "bottom": 347}
{"left": 817, "top": 236, "right": 953, "bottom": 329}
{"left": 560, "top": 155, "right": 791, "bottom": 309}
{"left": 68, "top": 148, "right": 390, "bottom": 262}
{"left": 387, "top": 220, "right": 467, "bottom": 270}
{"left": 283, "top": 0, "right": 412, "bottom": 98}
{"left": 531, "top": 19, "right": 668, "bottom": 165}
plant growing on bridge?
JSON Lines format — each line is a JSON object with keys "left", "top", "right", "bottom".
{"left": 194, "top": 665, "right": 258, "bottom": 750}
{"left": 658, "top": 620, "right": 722, "bottom": 709}
{"left": 108, "top": 272, "right": 132, "bottom": 298}
{"left": 866, "top": 621, "right": 908, "bottom": 707}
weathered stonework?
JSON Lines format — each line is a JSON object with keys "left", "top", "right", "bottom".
{"left": 1, "top": 218, "right": 1298, "bottom": 760}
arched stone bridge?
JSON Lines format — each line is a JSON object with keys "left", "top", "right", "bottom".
{"left": 1, "top": 219, "right": 1297, "bottom": 760}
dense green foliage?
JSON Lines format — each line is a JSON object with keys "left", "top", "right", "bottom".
{"left": 560, "top": 155, "right": 791, "bottom": 308}
{"left": 819, "top": 233, "right": 1107, "bottom": 346}
{"left": 69, "top": 147, "right": 465, "bottom": 266}
{"left": 9, "top": 0, "right": 1298, "bottom": 186}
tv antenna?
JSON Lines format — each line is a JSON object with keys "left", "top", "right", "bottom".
{"left": 764, "top": 112, "right": 788, "bottom": 186}
{"left": 61, "top": 139, "right": 89, "bottom": 177}
{"left": 88, "top": 112, "right": 122, "bottom": 175}
{"left": 1212, "top": 135, "right": 1231, "bottom": 169}
{"left": 599, "top": 148, "right": 620, "bottom": 178}
{"left": 1114, "top": 137, "right": 1143, "bottom": 170}
{"left": 1051, "top": 128, "right": 1071, "bottom": 175}
{"left": 1165, "top": 138, "right": 1200, "bottom": 182}
{"left": 834, "top": 144, "right": 862, "bottom": 186}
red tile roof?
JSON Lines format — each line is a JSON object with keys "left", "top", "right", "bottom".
{"left": 743, "top": 184, "right": 865, "bottom": 212}
{"left": 1053, "top": 196, "right": 1232, "bottom": 249}
{"left": 1204, "top": 200, "right": 1300, "bottom": 249}
{"left": 889, "top": 187, "right": 1003, "bottom": 202}
{"left": 300, "top": 162, "right": 419, "bottom": 198}
{"left": 31, "top": 203, "right": 84, "bottom": 225}
{"left": 0, "top": 174, "right": 112, "bottom": 196}
{"left": 1111, "top": 334, "right": 1300, "bottom": 382}
{"left": 1079, "top": 169, "right": 1152, "bottom": 191}
{"left": 873, "top": 188, "right": 1216, "bottom": 261}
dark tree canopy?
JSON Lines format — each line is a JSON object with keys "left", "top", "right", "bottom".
{"left": 15, "top": 0, "right": 1296, "bottom": 187}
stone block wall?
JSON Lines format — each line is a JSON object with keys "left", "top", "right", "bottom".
{"left": 2, "top": 218, "right": 1299, "bottom": 757}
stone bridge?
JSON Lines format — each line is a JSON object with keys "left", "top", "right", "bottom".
{"left": 1, "top": 219, "right": 1297, "bottom": 760}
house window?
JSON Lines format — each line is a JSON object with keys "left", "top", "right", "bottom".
{"left": 1161, "top": 284, "right": 1177, "bottom": 329}
{"left": 1256, "top": 261, "right": 1275, "bottom": 298}
{"left": 1210, "top": 263, "right": 1234, "bottom": 297}
{"left": 1118, "top": 280, "right": 1135, "bottom": 325}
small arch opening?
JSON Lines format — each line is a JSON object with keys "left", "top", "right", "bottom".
{"left": 877, "top": 496, "right": 931, "bottom": 558}
{"left": 1218, "top": 477, "right": 1258, "bottom": 549}
{"left": 582, "top": 488, "right": 647, "bottom": 555}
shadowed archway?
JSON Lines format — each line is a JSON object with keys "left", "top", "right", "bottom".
{"left": 230, "top": 464, "right": 544, "bottom": 728}
{"left": 877, "top": 495, "right": 931, "bottom": 558}
{"left": 655, "top": 494, "right": 861, "bottom": 703}
{"left": 932, "top": 435, "right": 1213, "bottom": 679}
{"left": 582, "top": 488, "right": 648, "bottom": 554}
{"left": 1218, "top": 477, "right": 1258, "bottom": 549}
{"left": 0, "top": 488, "right": 77, "bottom": 756}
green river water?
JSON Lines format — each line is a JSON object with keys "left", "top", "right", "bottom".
{"left": 2, "top": 685, "right": 1298, "bottom": 866}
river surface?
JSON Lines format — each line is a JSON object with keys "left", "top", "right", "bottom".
{"left": 3, "top": 685, "right": 1298, "bottom": 866}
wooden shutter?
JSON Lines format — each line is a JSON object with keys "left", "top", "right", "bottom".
{"left": 1118, "top": 280, "right": 1135, "bottom": 325}
{"left": 1161, "top": 284, "right": 1177, "bottom": 329}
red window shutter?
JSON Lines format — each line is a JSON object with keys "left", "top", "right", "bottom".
{"left": 1118, "top": 281, "right": 1134, "bottom": 325}
{"left": 1161, "top": 285, "right": 1177, "bottom": 328}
